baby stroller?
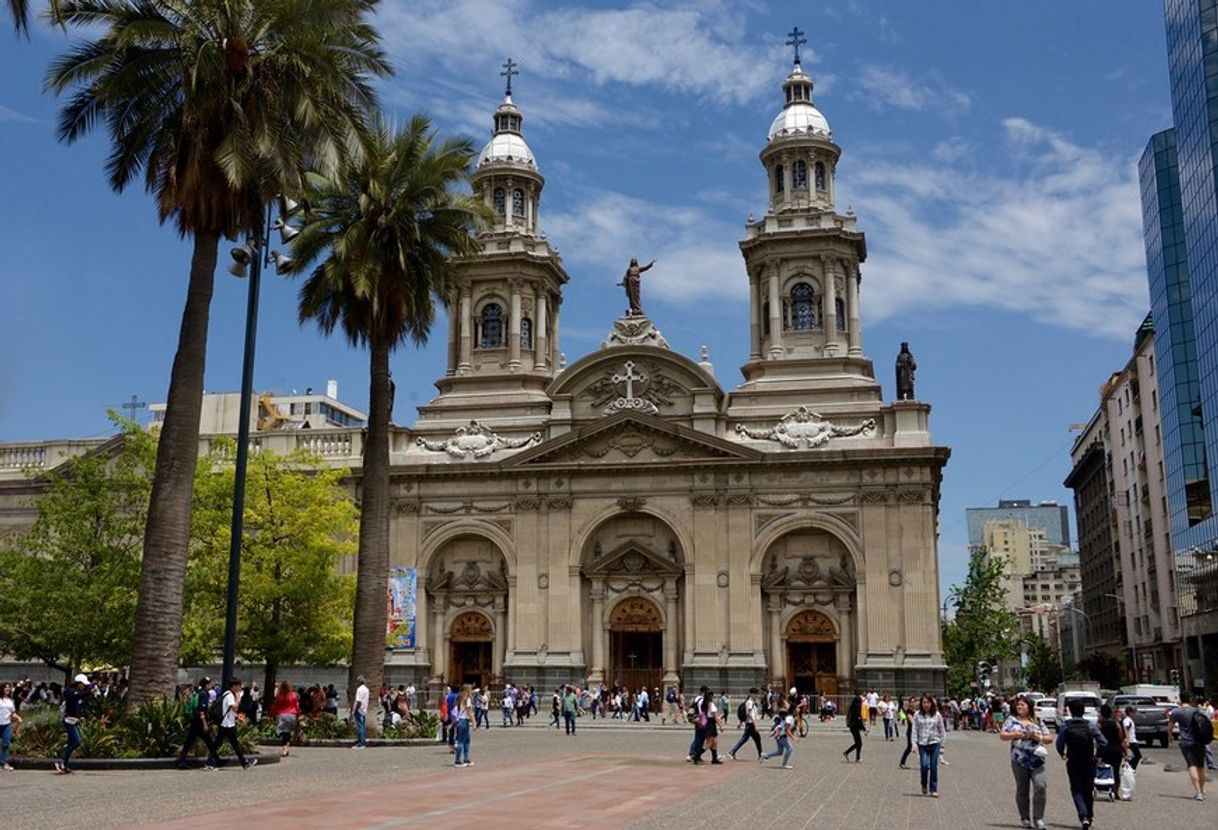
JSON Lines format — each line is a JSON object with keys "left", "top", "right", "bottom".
{"left": 1093, "top": 761, "right": 1117, "bottom": 802}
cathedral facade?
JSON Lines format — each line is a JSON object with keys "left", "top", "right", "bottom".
{"left": 386, "top": 54, "right": 950, "bottom": 698}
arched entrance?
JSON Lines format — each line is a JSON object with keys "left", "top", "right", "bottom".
{"left": 609, "top": 597, "right": 663, "bottom": 693}
{"left": 785, "top": 610, "right": 838, "bottom": 697}
{"left": 449, "top": 611, "right": 494, "bottom": 689}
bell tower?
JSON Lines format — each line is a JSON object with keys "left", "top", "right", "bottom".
{"left": 734, "top": 29, "right": 880, "bottom": 408}
{"left": 416, "top": 60, "right": 569, "bottom": 430}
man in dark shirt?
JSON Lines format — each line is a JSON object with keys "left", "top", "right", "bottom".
{"left": 176, "top": 677, "right": 220, "bottom": 770}
{"left": 1055, "top": 698, "right": 1107, "bottom": 829}
{"left": 1170, "top": 692, "right": 1208, "bottom": 801}
{"left": 55, "top": 674, "right": 92, "bottom": 774}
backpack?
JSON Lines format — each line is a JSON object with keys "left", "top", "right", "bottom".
{"left": 207, "top": 693, "right": 225, "bottom": 724}
{"left": 1194, "top": 710, "right": 1215, "bottom": 746}
{"left": 737, "top": 700, "right": 748, "bottom": 724}
{"left": 1061, "top": 718, "right": 1094, "bottom": 761}
{"left": 666, "top": 688, "right": 677, "bottom": 704}
{"left": 186, "top": 688, "right": 207, "bottom": 719}
{"left": 687, "top": 698, "right": 701, "bottom": 722}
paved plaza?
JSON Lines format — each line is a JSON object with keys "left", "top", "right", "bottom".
{"left": 2, "top": 721, "right": 1213, "bottom": 829}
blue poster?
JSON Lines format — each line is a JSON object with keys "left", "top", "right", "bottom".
{"left": 386, "top": 567, "right": 417, "bottom": 649}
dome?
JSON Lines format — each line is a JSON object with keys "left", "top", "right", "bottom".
{"left": 768, "top": 102, "right": 831, "bottom": 141}
{"left": 478, "top": 132, "right": 535, "bottom": 166}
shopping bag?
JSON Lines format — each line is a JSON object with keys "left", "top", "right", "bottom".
{"left": 1118, "top": 764, "right": 1136, "bottom": 800}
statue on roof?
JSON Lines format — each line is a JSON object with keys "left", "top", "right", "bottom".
{"left": 896, "top": 341, "right": 916, "bottom": 401}
{"left": 618, "top": 257, "right": 656, "bottom": 316}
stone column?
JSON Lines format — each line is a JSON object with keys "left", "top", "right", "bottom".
{"left": 589, "top": 580, "right": 605, "bottom": 683}
{"left": 524, "top": 185, "right": 534, "bottom": 233}
{"left": 836, "top": 594, "right": 854, "bottom": 683}
{"left": 767, "top": 594, "right": 784, "bottom": 683}
{"left": 508, "top": 280, "right": 522, "bottom": 372}
{"left": 504, "top": 178, "right": 515, "bottom": 231}
{"left": 781, "top": 152, "right": 792, "bottom": 207}
{"left": 748, "top": 275, "right": 762, "bottom": 360}
{"left": 551, "top": 302, "right": 561, "bottom": 367}
{"left": 457, "top": 289, "right": 472, "bottom": 374}
{"left": 534, "top": 292, "right": 549, "bottom": 370}
{"left": 432, "top": 596, "right": 448, "bottom": 681}
{"left": 767, "top": 263, "right": 783, "bottom": 360}
{"left": 446, "top": 307, "right": 458, "bottom": 375}
{"left": 822, "top": 256, "right": 838, "bottom": 354}
{"left": 493, "top": 598, "right": 507, "bottom": 679}
{"left": 846, "top": 262, "right": 862, "bottom": 356}
{"left": 664, "top": 582, "right": 679, "bottom": 682}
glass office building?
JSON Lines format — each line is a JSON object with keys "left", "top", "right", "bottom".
{"left": 1140, "top": 0, "right": 1218, "bottom": 695}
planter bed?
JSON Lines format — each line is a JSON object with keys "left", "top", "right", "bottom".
{"left": 11, "top": 753, "right": 281, "bottom": 771}
{"left": 257, "top": 737, "right": 439, "bottom": 748}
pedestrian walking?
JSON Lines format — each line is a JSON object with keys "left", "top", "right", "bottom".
{"left": 866, "top": 689, "right": 878, "bottom": 726}
{"left": 898, "top": 696, "right": 916, "bottom": 768}
{"left": 501, "top": 685, "right": 514, "bottom": 727}
{"left": 760, "top": 700, "right": 797, "bottom": 768}
{"left": 1001, "top": 696, "right": 1052, "bottom": 829}
{"left": 175, "top": 677, "right": 220, "bottom": 770}
{"left": 1121, "top": 705, "right": 1142, "bottom": 771}
{"left": 453, "top": 684, "right": 474, "bottom": 767}
{"left": 55, "top": 674, "right": 92, "bottom": 774}
{"left": 882, "top": 694, "right": 896, "bottom": 741}
{"left": 686, "top": 686, "right": 711, "bottom": 764}
{"left": 562, "top": 685, "right": 579, "bottom": 735}
{"left": 913, "top": 694, "right": 945, "bottom": 796}
{"left": 217, "top": 678, "right": 256, "bottom": 770}
{"left": 729, "top": 688, "right": 763, "bottom": 761}
{"left": 477, "top": 688, "right": 491, "bottom": 729}
{"left": 0, "top": 682, "right": 22, "bottom": 771}
{"left": 1056, "top": 697, "right": 1107, "bottom": 829}
{"left": 269, "top": 681, "right": 300, "bottom": 758}
{"left": 352, "top": 675, "right": 370, "bottom": 749}
{"left": 1096, "top": 704, "right": 1128, "bottom": 796}
{"left": 1169, "top": 691, "right": 1211, "bottom": 801}
{"left": 842, "top": 693, "right": 865, "bottom": 762}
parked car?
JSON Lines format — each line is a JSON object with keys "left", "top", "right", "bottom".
{"left": 1035, "top": 697, "right": 1057, "bottom": 729}
{"left": 1109, "top": 694, "right": 1171, "bottom": 747}
{"left": 1056, "top": 690, "right": 1102, "bottom": 729}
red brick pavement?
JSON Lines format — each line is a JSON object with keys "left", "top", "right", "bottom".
{"left": 136, "top": 754, "right": 738, "bottom": 829}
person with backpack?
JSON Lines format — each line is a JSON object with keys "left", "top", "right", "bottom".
{"left": 685, "top": 686, "right": 712, "bottom": 764}
{"left": 760, "top": 698, "right": 797, "bottom": 768}
{"left": 1056, "top": 697, "right": 1107, "bottom": 829}
{"left": 1170, "top": 691, "right": 1211, "bottom": 801}
{"left": 216, "top": 678, "right": 257, "bottom": 770}
{"left": 842, "top": 693, "right": 866, "bottom": 763}
{"left": 729, "top": 688, "right": 763, "bottom": 761}
{"left": 176, "top": 677, "right": 220, "bottom": 770}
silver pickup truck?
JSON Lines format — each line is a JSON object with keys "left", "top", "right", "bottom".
{"left": 1109, "top": 694, "right": 1171, "bottom": 747}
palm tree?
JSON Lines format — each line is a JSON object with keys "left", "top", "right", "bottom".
{"left": 291, "top": 115, "right": 490, "bottom": 701}
{"left": 8, "top": 0, "right": 32, "bottom": 31}
{"left": 45, "top": 0, "right": 389, "bottom": 703}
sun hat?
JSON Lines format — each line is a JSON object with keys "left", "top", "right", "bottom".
{"left": 73, "top": 673, "right": 88, "bottom": 684}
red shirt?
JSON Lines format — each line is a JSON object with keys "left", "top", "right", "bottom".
{"left": 270, "top": 691, "right": 300, "bottom": 717}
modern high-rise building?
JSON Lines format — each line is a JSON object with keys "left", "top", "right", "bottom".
{"left": 1137, "top": 0, "right": 1218, "bottom": 696}
{"left": 965, "top": 500, "right": 1071, "bottom": 551}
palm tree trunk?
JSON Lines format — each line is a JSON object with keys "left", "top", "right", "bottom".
{"left": 349, "top": 334, "right": 391, "bottom": 705}
{"left": 127, "top": 230, "right": 219, "bottom": 703}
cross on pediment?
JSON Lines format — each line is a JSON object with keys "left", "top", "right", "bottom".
{"left": 612, "top": 360, "right": 647, "bottom": 399}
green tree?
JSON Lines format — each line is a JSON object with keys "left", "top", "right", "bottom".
{"left": 290, "top": 115, "right": 490, "bottom": 699}
{"left": 942, "top": 547, "right": 1022, "bottom": 696}
{"left": 185, "top": 446, "right": 357, "bottom": 694}
{"left": 0, "top": 418, "right": 153, "bottom": 681}
{"left": 1023, "top": 632, "right": 1063, "bottom": 693}
{"left": 45, "top": 0, "right": 389, "bottom": 702}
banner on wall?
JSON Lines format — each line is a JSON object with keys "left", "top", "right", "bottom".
{"left": 386, "top": 567, "right": 417, "bottom": 649}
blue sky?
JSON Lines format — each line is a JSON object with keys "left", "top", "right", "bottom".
{"left": 0, "top": 1, "right": 1172, "bottom": 594}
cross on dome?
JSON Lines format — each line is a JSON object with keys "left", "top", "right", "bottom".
{"left": 500, "top": 57, "right": 519, "bottom": 97}
{"left": 786, "top": 25, "right": 807, "bottom": 65}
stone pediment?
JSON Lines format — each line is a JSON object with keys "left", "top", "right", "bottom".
{"left": 502, "top": 412, "right": 762, "bottom": 467}
{"left": 586, "top": 540, "right": 684, "bottom": 578}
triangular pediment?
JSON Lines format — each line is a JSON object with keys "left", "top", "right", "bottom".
{"left": 586, "top": 540, "right": 684, "bottom": 578}
{"left": 502, "top": 411, "right": 762, "bottom": 467}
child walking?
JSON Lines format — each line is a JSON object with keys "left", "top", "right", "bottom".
{"left": 760, "top": 700, "right": 797, "bottom": 769}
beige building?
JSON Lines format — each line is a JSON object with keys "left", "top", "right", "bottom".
{"left": 1100, "top": 319, "right": 1182, "bottom": 682}
{"left": 0, "top": 55, "right": 951, "bottom": 697}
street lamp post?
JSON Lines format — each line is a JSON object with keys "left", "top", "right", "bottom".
{"left": 219, "top": 198, "right": 299, "bottom": 690}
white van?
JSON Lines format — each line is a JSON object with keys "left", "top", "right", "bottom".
{"left": 1056, "top": 691, "right": 1102, "bottom": 729}
{"left": 1118, "top": 684, "right": 1180, "bottom": 708}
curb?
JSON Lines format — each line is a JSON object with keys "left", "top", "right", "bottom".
{"left": 10, "top": 753, "right": 281, "bottom": 771}
{"left": 256, "top": 737, "right": 440, "bottom": 748}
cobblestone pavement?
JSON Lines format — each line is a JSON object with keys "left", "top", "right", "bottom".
{"left": 3, "top": 721, "right": 1214, "bottom": 829}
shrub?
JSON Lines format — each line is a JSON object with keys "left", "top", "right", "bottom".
{"left": 299, "top": 712, "right": 355, "bottom": 740}
{"left": 117, "top": 699, "right": 189, "bottom": 758}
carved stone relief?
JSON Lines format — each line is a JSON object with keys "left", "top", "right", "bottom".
{"left": 583, "top": 360, "right": 683, "bottom": 416}
{"left": 416, "top": 420, "right": 541, "bottom": 459}
{"left": 735, "top": 406, "right": 876, "bottom": 449}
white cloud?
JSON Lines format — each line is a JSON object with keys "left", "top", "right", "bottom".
{"left": 844, "top": 118, "right": 1148, "bottom": 339}
{"left": 932, "top": 136, "right": 974, "bottom": 162}
{"left": 0, "top": 104, "right": 38, "bottom": 124}
{"left": 377, "top": 0, "right": 796, "bottom": 129}
{"left": 855, "top": 64, "right": 972, "bottom": 114}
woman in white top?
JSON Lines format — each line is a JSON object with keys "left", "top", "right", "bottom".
{"left": 1121, "top": 706, "right": 1142, "bottom": 770}
{"left": 912, "top": 694, "right": 946, "bottom": 796}
{"left": 0, "top": 682, "right": 22, "bottom": 770}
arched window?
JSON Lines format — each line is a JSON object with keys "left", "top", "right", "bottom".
{"left": 835, "top": 297, "right": 846, "bottom": 332}
{"left": 512, "top": 189, "right": 525, "bottom": 217}
{"left": 814, "top": 162, "right": 826, "bottom": 191}
{"left": 493, "top": 188, "right": 506, "bottom": 215}
{"left": 774, "top": 164, "right": 785, "bottom": 194}
{"left": 479, "top": 303, "right": 503, "bottom": 348}
{"left": 520, "top": 317, "right": 533, "bottom": 350}
{"left": 789, "top": 282, "right": 816, "bottom": 331}
{"left": 793, "top": 159, "right": 808, "bottom": 188}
